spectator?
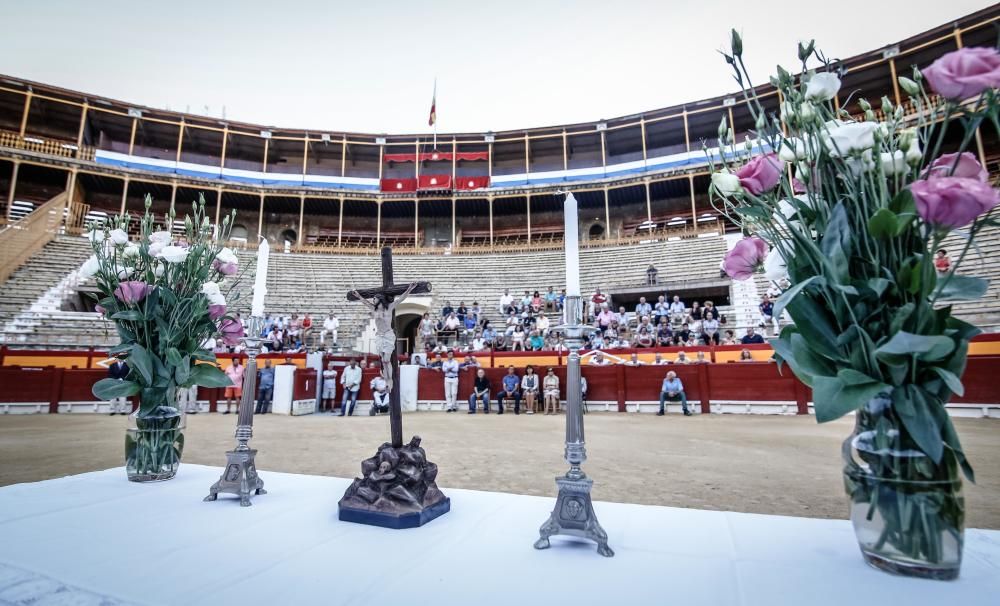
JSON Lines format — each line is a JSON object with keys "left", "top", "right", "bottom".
{"left": 262, "top": 313, "right": 275, "bottom": 335}
{"left": 741, "top": 326, "right": 765, "bottom": 344}
{"left": 558, "top": 288, "right": 567, "bottom": 311}
{"left": 614, "top": 305, "right": 629, "bottom": 327}
{"left": 591, "top": 288, "right": 608, "bottom": 315}
{"left": 468, "top": 355, "right": 482, "bottom": 369}
{"left": 531, "top": 291, "right": 544, "bottom": 313}
{"left": 673, "top": 351, "right": 691, "bottom": 364}
{"left": 759, "top": 295, "right": 778, "bottom": 336}
{"left": 721, "top": 330, "right": 739, "bottom": 345}
{"left": 223, "top": 358, "right": 244, "bottom": 414}
{"left": 441, "top": 350, "right": 461, "bottom": 412}
{"left": 581, "top": 375, "right": 588, "bottom": 411}
{"left": 441, "top": 301, "right": 454, "bottom": 318}
{"left": 443, "top": 312, "right": 461, "bottom": 345}
{"left": 106, "top": 355, "right": 130, "bottom": 415}
{"left": 521, "top": 290, "right": 533, "bottom": 311}
{"left": 687, "top": 302, "right": 703, "bottom": 334}
{"left": 497, "top": 366, "right": 521, "bottom": 414}
{"left": 703, "top": 301, "right": 718, "bottom": 323}
{"left": 428, "top": 353, "right": 444, "bottom": 370}
{"left": 255, "top": 359, "right": 274, "bottom": 414}
{"left": 669, "top": 295, "right": 686, "bottom": 324}
{"left": 482, "top": 323, "right": 497, "bottom": 348}
{"left": 462, "top": 313, "right": 478, "bottom": 343}
{"left": 499, "top": 289, "right": 515, "bottom": 314}
{"left": 646, "top": 264, "right": 658, "bottom": 285}
{"left": 702, "top": 311, "right": 721, "bottom": 345}
{"left": 596, "top": 304, "right": 615, "bottom": 331}
{"left": 935, "top": 248, "right": 951, "bottom": 274}
{"left": 543, "top": 368, "right": 561, "bottom": 414}
{"left": 521, "top": 365, "right": 540, "bottom": 414}
{"left": 370, "top": 374, "right": 390, "bottom": 415}
{"left": 528, "top": 330, "right": 544, "bottom": 351}
{"left": 419, "top": 312, "right": 436, "bottom": 350}
{"left": 739, "top": 349, "right": 755, "bottom": 362}
{"left": 286, "top": 314, "right": 302, "bottom": 347}
{"left": 456, "top": 301, "right": 468, "bottom": 323}
{"left": 535, "top": 313, "right": 550, "bottom": 336}
{"left": 653, "top": 352, "right": 669, "bottom": 365}
{"left": 634, "top": 316, "right": 654, "bottom": 347}
{"left": 544, "top": 333, "right": 559, "bottom": 350}
{"left": 470, "top": 302, "right": 482, "bottom": 323}
{"left": 470, "top": 331, "right": 487, "bottom": 352}
{"left": 339, "top": 358, "right": 362, "bottom": 416}
{"left": 635, "top": 297, "right": 652, "bottom": 318}
{"left": 694, "top": 351, "right": 709, "bottom": 364}
{"left": 657, "top": 370, "right": 691, "bottom": 416}
{"left": 511, "top": 323, "right": 527, "bottom": 351}
{"left": 545, "top": 286, "right": 558, "bottom": 312}
{"left": 460, "top": 355, "right": 478, "bottom": 370}
{"left": 589, "top": 352, "right": 612, "bottom": 366}
{"left": 654, "top": 295, "right": 669, "bottom": 321}
{"left": 267, "top": 326, "right": 283, "bottom": 352}
{"left": 468, "top": 368, "right": 491, "bottom": 414}
{"left": 301, "top": 313, "right": 313, "bottom": 345}
{"left": 177, "top": 383, "right": 199, "bottom": 414}
{"left": 321, "top": 313, "right": 339, "bottom": 347}
{"left": 656, "top": 316, "right": 674, "bottom": 347}
{"left": 318, "top": 362, "right": 337, "bottom": 412}
{"left": 625, "top": 353, "right": 645, "bottom": 366}
{"left": 553, "top": 335, "right": 567, "bottom": 352}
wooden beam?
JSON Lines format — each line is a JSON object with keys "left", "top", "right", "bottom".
{"left": 562, "top": 130, "right": 569, "bottom": 170}
{"left": 600, "top": 131, "right": 607, "bottom": 170}
{"left": 889, "top": 58, "right": 902, "bottom": 106}
{"left": 120, "top": 176, "right": 129, "bottom": 215}
{"left": 214, "top": 186, "right": 222, "bottom": 227}
{"left": 297, "top": 194, "right": 305, "bottom": 246}
{"left": 338, "top": 196, "right": 344, "bottom": 245}
{"left": 414, "top": 198, "right": 419, "bottom": 248}
{"left": 302, "top": 135, "right": 310, "bottom": 176}
{"left": 378, "top": 140, "right": 384, "bottom": 181}
{"left": 488, "top": 196, "right": 494, "bottom": 248}
{"left": 261, "top": 137, "right": 269, "bottom": 173}
{"left": 488, "top": 142, "right": 493, "bottom": 180}
{"left": 452, "top": 137, "right": 457, "bottom": 185}
{"left": 524, "top": 134, "right": 530, "bottom": 175}
{"left": 220, "top": 126, "right": 228, "bottom": 169}
{"left": 175, "top": 120, "right": 185, "bottom": 163}
{"left": 640, "top": 117, "right": 647, "bottom": 161}
{"left": 128, "top": 117, "right": 137, "bottom": 156}
{"left": 376, "top": 198, "right": 382, "bottom": 246}
{"left": 341, "top": 136, "right": 347, "bottom": 177}
{"left": 257, "top": 193, "right": 264, "bottom": 240}
{"left": 6, "top": 161, "right": 18, "bottom": 221}
{"left": 526, "top": 193, "right": 532, "bottom": 244}
{"left": 644, "top": 179, "right": 652, "bottom": 223}
{"left": 603, "top": 186, "right": 610, "bottom": 240}
{"left": 689, "top": 174, "right": 697, "bottom": 227}
{"left": 682, "top": 109, "right": 691, "bottom": 152}
{"left": 451, "top": 196, "right": 456, "bottom": 247}
{"left": 76, "top": 103, "right": 88, "bottom": 151}
{"left": 18, "top": 91, "right": 31, "bottom": 137}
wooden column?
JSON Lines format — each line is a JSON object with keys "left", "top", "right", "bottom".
{"left": 257, "top": 193, "right": 265, "bottom": 240}
{"left": 297, "top": 194, "right": 305, "bottom": 247}
{"left": 689, "top": 174, "right": 697, "bottom": 230}
{"left": 220, "top": 126, "right": 229, "bottom": 169}
{"left": 889, "top": 58, "right": 902, "bottom": 106}
{"left": 128, "top": 117, "right": 137, "bottom": 155}
{"left": 640, "top": 117, "right": 648, "bottom": 161}
{"left": 341, "top": 137, "right": 347, "bottom": 177}
{"left": 644, "top": 179, "right": 652, "bottom": 223}
{"left": 488, "top": 196, "right": 494, "bottom": 248}
{"left": 414, "top": 198, "right": 419, "bottom": 248}
{"left": 727, "top": 107, "right": 736, "bottom": 142}
{"left": 176, "top": 120, "right": 185, "bottom": 163}
{"left": 302, "top": 136, "right": 309, "bottom": 176}
{"left": 682, "top": 110, "right": 691, "bottom": 152}
{"left": 376, "top": 198, "right": 382, "bottom": 246}
{"left": 6, "top": 161, "right": 19, "bottom": 222}
{"left": 76, "top": 103, "right": 88, "bottom": 151}
{"left": 169, "top": 182, "right": 177, "bottom": 211}
{"left": 261, "top": 137, "right": 269, "bottom": 173}
{"left": 562, "top": 130, "right": 569, "bottom": 171}
{"left": 451, "top": 196, "right": 456, "bottom": 247}
{"left": 214, "top": 186, "right": 222, "bottom": 227}
{"left": 414, "top": 140, "right": 420, "bottom": 183}
{"left": 378, "top": 141, "right": 384, "bottom": 181}
{"left": 18, "top": 90, "right": 31, "bottom": 137}
{"left": 119, "top": 176, "right": 129, "bottom": 215}
{"left": 524, "top": 134, "right": 530, "bottom": 177}
{"left": 603, "top": 186, "right": 610, "bottom": 240}
{"left": 526, "top": 193, "right": 532, "bottom": 244}
{"left": 600, "top": 131, "right": 607, "bottom": 170}
{"left": 451, "top": 137, "right": 457, "bottom": 185}
{"left": 488, "top": 142, "right": 493, "bottom": 180}
{"left": 338, "top": 196, "right": 344, "bottom": 245}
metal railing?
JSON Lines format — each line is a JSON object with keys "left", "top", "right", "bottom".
{"left": 0, "top": 192, "right": 69, "bottom": 284}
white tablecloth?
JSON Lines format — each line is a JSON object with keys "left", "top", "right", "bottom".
{"left": 0, "top": 465, "right": 996, "bottom": 606}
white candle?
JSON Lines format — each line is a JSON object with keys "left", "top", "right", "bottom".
{"left": 563, "top": 192, "right": 581, "bottom": 296}
{"left": 251, "top": 238, "right": 269, "bottom": 317}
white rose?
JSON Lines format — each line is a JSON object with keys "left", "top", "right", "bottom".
{"left": 109, "top": 229, "right": 129, "bottom": 245}
{"left": 845, "top": 150, "right": 875, "bottom": 177}
{"left": 201, "top": 281, "right": 222, "bottom": 297}
{"left": 208, "top": 292, "right": 227, "bottom": 306}
{"left": 822, "top": 120, "right": 878, "bottom": 157}
{"left": 798, "top": 102, "right": 817, "bottom": 123}
{"left": 805, "top": 72, "right": 841, "bottom": 102}
{"left": 711, "top": 172, "right": 742, "bottom": 196}
{"left": 905, "top": 137, "right": 922, "bottom": 166}
{"left": 86, "top": 229, "right": 106, "bottom": 243}
{"left": 116, "top": 265, "right": 135, "bottom": 280}
{"left": 880, "top": 151, "right": 907, "bottom": 175}
{"left": 79, "top": 256, "right": 100, "bottom": 278}
{"left": 149, "top": 231, "right": 172, "bottom": 245}
{"left": 122, "top": 242, "right": 140, "bottom": 259}
{"left": 148, "top": 241, "right": 166, "bottom": 257}
{"left": 778, "top": 138, "right": 809, "bottom": 163}
{"left": 764, "top": 247, "right": 790, "bottom": 282}
{"left": 215, "top": 247, "right": 238, "bottom": 265}
{"left": 153, "top": 263, "right": 165, "bottom": 278}
{"left": 158, "top": 245, "right": 189, "bottom": 264}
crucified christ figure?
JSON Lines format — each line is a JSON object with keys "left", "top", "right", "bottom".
{"left": 350, "top": 282, "right": 418, "bottom": 393}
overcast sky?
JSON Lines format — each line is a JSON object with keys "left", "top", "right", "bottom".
{"left": 0, "top": 0, "right": 991, "bottom": 134}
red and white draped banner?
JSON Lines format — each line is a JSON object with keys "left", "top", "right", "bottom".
{"left": 379, "top": 178, "right": 418, "bottom": 192}
{"left": 417, "top": 175, "right": 452, "bottom": 190}
{"left": 383, "top": 151, "right": 489, "bottom": 163}
{"left": 454, "top": 176, "right": 490, "bottom": 190}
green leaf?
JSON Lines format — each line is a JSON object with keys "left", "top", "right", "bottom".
{"left": 838, "top": 368, "right": 877, "bottom": 385}
{"left": 190, "top": 349, "right": 217, "bottom": 363}
{"left": 820, "top": 202, "right": 852, "bottom": 281}
{"left": 129, "top": 345, "right": 154, "bottom": 385}
{"left": 108, "top": 343, "right": 134, "bottom": 356}
{"left": 92, "top": 378, "right": 141, "bottom": 400}
{"left": 772, "top": 275, "right": 824, "bottom": 326}
{"left": 812, "top": 375, "right": 890, "bottom": 423}
{"left": 189, "top": 363, "right": 233, "bottom": 388}
{"left": 934, "top": 275, "right": 988, "bottom": 302}
{"left": 785, "top": 294, "right": 844, "bottom": 362}
{"left": 866, "top": 278, "right": 891, "bottom": 298}
{"left": 929, "top": 366, "right": 964, "bottom": 397}
{"left": 894, "top": 386, "right": 944, "bottom": 463}
{"left": 166, "top": 347, "right": 182, "bottom": 367}
{"left": 876, "top": 331, "right": 955, "bottom": 362}
{"left": 867, "top": 208, "right": 898, "bottom": 239}
{"left": 175, "top": 356, "right": 192, "bottom": 386}
{"left": 111, "top": 310, "right": 143, "bottom": 321}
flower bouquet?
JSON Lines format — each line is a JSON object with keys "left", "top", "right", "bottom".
{"left": 85, "top": 195, "right": 246, "bottom": 481}
{"left": 711, "top": 34, "right": 999, "bottom": 579}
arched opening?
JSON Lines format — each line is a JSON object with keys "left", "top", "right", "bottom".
{"left": 588, "top": 223, "right": 605, "bottom": 239}
{"left": 280, "top": 229, "right": 297, "bottom": 247}
{"left": 395, "top": 313, "right": 422, "bottom": 355}
{"left": 230, "top": 224, "right": 249, "bottom": 242}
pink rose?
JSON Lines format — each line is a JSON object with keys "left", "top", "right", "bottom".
{"left": 922, "top": 47, "right": 1000, "bottom": 101}
{"left": 114, "top": 281, "right": 154, "bottom": 304}
{"left": 925, "top": 152, "right": 988, "bottom": 182}
{"left": 736, "top": 153, "right": 782, "bottom": 195}
{"left": 209, "top": 304, "right": 227, "bottom": 320}
{"left": 723, "top": 237, "right": 769, "bottom": 281}
{"left": 213, "top": 259, "right": 239, "bottom": 276}
{"left": 218, "top": 318, "right": 244, "bottom": 346}
{"left": 911, "top": 177, "right": 999, "bottom": 229}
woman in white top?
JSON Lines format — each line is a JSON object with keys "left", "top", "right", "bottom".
{"left": 543, "top": 368, "right": 561, "bottom": 414}
{"left": 521, "top": 365, "right": 539, "bottom": 414}
{"left": 702, "top": 311, "right": 721, "bottom": 345}
{"left": 511, "top": 324, "right": 526, "bottom": 351}
{"left": 419, "top": 312, "right": 436, "bottom": 349}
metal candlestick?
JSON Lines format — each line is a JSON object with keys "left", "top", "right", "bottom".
{"left": 534, "top": 295, "right": 614, "bottom": 557}
{"left": 204, "top": 315, "right": 267, "bottom": 506}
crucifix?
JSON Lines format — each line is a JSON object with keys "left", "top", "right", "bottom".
{"left": 347, "top": 246, "right": 431, "bottom": 448}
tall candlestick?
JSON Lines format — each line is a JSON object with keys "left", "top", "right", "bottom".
{"left": 251, "top": 238, "right": 269, "bottom": 317}
{"left": 563, "top": 192, "right": 581, "bottom": 296}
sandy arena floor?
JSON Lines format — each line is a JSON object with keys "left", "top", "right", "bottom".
{"left": 1, "top": 411, "right": 998, "bottom": 529}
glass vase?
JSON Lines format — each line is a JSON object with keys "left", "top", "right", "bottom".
{"left": 842, "top": 392, "right": 964, "bottom": 580}
{"left": 125, "top": 405, "right": 186, "bottom": 482}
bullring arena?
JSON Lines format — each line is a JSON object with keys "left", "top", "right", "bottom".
{"left": 1, "top": 4, "right": 1000, "bottom": 602}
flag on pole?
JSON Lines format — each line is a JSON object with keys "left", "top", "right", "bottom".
{"left": 428, "top": 79, "right": 437, "bottom": 127}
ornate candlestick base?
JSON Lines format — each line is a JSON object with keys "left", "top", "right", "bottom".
{"left": 535, "top": 295, "right": 613, "bottom": 556}
{"left": 205, "top": 316, "right": 267, "bottom": 507}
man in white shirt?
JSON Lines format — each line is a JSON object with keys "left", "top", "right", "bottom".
{"left": 440, "top": 350, "right": 461, "bottom": 412}
{"left": 669, "top": 296, "right": 686, "bottom": 324}
{"left": 499, "top": 289, "right": 514, "bottom": 314}
{"left": 321, "top": 362, "right": 338, "bottom": 412}
{"left": 589, "top": 352, "right": 612, "bottom": 366}
{"left": 321, "top": 313, "right": 340, "bottom": 347}
{"left": 535, "top": 313, "right": 550, "bottom": 336}
{"left": 369, "top": 375, "right": 389, "bottom": 416}
{"left": 635, "top": 297, "right": 652, "bottom": 318}
{"left": 339, "top": 358, "right": 362, "bottom": 416}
